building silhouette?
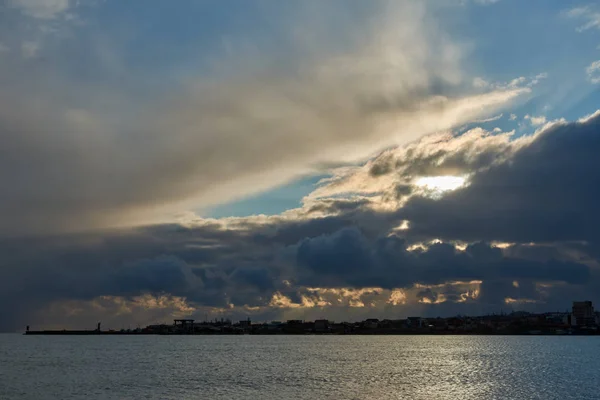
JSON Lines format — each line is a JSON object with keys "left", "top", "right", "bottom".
{"left": 572, "top": 301, "right": 595, "bottom": 327}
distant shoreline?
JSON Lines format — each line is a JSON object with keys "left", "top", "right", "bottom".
{"left": 23, "top": 330, "right": 600, "bottom": 336}
{"left": 24, "top": 304, "right": 600, "bottom": 336}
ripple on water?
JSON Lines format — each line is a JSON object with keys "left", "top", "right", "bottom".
{"left": 1, "top": 335, "right": 600, "bottom": 399}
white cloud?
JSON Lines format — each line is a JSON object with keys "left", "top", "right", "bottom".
{"left": 472, "top": 113, "right": 503, "bottom": 123}
{"left": 529, "top": 72, "right": 548, "bottom": 86}
{"left": 566, "top": 7, "right": 589, "bottom": 18}
{"left": 524, "top": 115, "right": 547, "bottom": 126}
{"left": 508, "top": 77, "right": 527, "bottom": 88}
{"left": 9, "top": 0, "right": 71, "bottom": 19}
{"left": 509, "top": 114, "right": 517, "bottom": 121}
{"left": 472, "top": 73, "right": 546, "bottom": 91}
{"left": 565, "top": 6, "right": 600, "bottom": 32}
{"left": 587, "top": 60, "right": 600, "bottom": 84}
{"left": 578, "top": 109, "right": 600, "bottom": 123}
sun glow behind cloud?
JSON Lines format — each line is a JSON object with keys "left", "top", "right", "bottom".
{"left": 415, "top": 176, "right": 467, "bottom": 193}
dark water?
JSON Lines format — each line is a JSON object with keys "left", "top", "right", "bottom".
{"left": 1, "top": 334, "right": 600, "bottom": 399}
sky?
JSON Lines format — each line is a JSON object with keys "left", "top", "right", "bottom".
{"left": 1, "top": 0, "right": 600, "bottom": 331}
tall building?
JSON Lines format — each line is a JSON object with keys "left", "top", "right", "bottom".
{"left": 572, "top": 301, "right": 595, "bottom": 327}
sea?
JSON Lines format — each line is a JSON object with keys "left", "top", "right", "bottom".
{"left": 1, "top": 334, "right": 599, "bottom": 399}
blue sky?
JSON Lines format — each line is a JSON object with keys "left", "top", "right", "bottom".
{"left": 2, "top": 0, "right": 600, "bottom": 329}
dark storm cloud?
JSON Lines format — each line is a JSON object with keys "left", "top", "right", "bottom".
{"left": 401, "top": 112, "right": 600, "bottom": 243}
{"left": 115, "top": 256, "right": 195, "bottom": 295}
{"left": 0, "top": 212, "right": 375, "bottom": 330}
{"left": 3, "top": 112, "right": 600, "bottom": 331}
{"left": 270, "top": 206, "right": 398, "bottom": 246}
{"left": 229, "top": 267, "right": 277, "bottom": 293}
{"left": 0, "top": 226, "right": 243, "bottom": 330}
{"left": 0, "top": 208, "right": 386, "bottom": 311}
{"left": 294, "top": 227, "right": 590, "bottom": 290}
{"left": 2, "top": 203, "right": 589, "bottom": 331}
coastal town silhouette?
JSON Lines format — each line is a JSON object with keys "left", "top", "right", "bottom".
{"left": 26, "top": 301, "right": 599, "bottom": 336}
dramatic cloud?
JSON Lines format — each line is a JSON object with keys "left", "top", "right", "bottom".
{"left": 294, "top": 228, "right": 589, "bottom": 290}
{"left": 0, "top": 1, "right": 526, "bottom": 236}
{"left": 1, "top": 220, "right": 590, "bottom": 331}
{"left": 400, "top": 112, "right": 600, "bottom": 244}
{"left": 3, "top": 111, "right": 600, "bottom": 331}
{"left": 3, "top": 2, "right": 600, "bottom": 332}
{"left": 305, "top": 124, "right": 530, "bottom": 204}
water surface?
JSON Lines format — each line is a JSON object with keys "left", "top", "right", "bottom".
{"left": 1, "top": 334, "right": 599, "bottom": 399}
